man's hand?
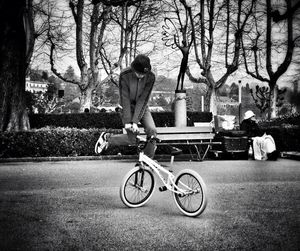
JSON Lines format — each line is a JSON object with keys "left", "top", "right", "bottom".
{"left": 125, "top": 123, "right": 132, "bottom": 130}
{"left": 125, "top": 123, "right": 139, "bottom": 134}
{"left": 132, "top": 123, "right": 139, "bottom": 133}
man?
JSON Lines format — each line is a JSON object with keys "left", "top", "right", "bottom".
{"left": 95, "top": 54, "right": 157, "bottom": 158}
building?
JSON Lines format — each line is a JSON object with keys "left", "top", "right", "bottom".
{"left": 25, "top": 78, "right": 48, "bottom": 93}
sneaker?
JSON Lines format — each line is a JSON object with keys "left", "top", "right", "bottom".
{"left": 95, "top": 132, "right": 109, "bottom": 154}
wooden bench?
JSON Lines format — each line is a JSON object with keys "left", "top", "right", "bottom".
{"left": 130, "top": 123, "right": 222, "bottom": 163}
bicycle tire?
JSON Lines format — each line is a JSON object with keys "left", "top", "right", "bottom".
{"left": 120, "top": 166, "right": 155, "bottom": 208}
{"left": 173, "top": 169, "right": 207, "bottom": 217}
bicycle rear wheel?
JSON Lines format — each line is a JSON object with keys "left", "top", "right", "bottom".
{"left": 120, "top": 166, "right": 155, "bottom": 208}
{"left": 173, "top": 169, "right": 207, "bottom": 217}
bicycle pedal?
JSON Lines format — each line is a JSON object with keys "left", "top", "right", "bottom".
{"left": 159, "top": 186, "right": 167, "bottom": 192}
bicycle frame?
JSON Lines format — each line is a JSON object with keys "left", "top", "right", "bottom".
{"left": 138, "top": 152, "right": 193, "bottom": 195}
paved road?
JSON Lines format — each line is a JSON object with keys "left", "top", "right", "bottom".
{"left": 0, "top": 159, "right": 299, "bottom": 250}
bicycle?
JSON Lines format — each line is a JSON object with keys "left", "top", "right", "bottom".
{"left": 119, "top": 136, "right": 207, "bottom": 217}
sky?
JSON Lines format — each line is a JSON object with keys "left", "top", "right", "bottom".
{"left": 31, "top": 0, "right": 300, "bottom": 91}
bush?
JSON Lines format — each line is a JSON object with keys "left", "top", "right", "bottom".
{"left": 261, "top": 125, "right": 300, "bottom": 152}
{"left": 29, "top": 113, "right": 124, "bottom": 129}
{"left": 29, "top": 112, "right": 213, "bottom": 129}
{"left": 259, "top": 113, "right": 300, "bottom": 127}
{"left": 0, "top": 127, "right": 133, "bottom": 158}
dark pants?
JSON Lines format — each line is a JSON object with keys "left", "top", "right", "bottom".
{"left": 108, "top": 109, "right": 157, "bottom": 158}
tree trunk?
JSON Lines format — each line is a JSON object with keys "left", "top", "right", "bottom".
{"left": 0, "top": 1, "right": 29, "bottom": 132}
{"left": 209, "top": 87, "right": 218, "bottom": 115}
{"left": 269, "top": 84, "right": 277, "bottom": 119}
{"left": 80, "top": 86, "right": 93, "bottom": 112}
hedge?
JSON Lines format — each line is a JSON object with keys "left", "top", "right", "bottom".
{"left": 29, "top": 112, "right": 213, "bottom": 129}
{"left": 259, "top": 113, "right": 300, "bottom": 127}
{"left": 0, "top": 127, "right": 198, "bottom": 158}
{"left": 261, "top": 125, "right": 300, "bottom": 152}
{"left": 0, "top": 127, "right": 131, "bottom": 158}
{"left": 1, "top": 125, "right": 299, "bottom": 158}
{"left": 1, "top": 112, "right": 213, "bottom": 158}
{"left": 1, "top": 112, "right": 299, "bottom": 158}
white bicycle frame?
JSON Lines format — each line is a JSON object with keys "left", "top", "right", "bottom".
{"left": 138, "top": 151, "right": 193, "bottom": 195}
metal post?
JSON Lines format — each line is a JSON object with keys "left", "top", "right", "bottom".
{"left": 238, "top": 80, "right": 242, "bottom": 125}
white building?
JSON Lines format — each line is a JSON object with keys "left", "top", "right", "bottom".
{"left": 25, "top": 78, "right": 48, "bottom": 93}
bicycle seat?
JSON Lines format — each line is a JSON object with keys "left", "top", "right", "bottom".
{"left": 169, "top": 146, "right": 182, "bottom": 156}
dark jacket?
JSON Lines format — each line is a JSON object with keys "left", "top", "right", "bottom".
{"left": 240, "top": 119, "right": 262, "bottom": 137}
{"left": 119, "top": 67, "right": 155, "bottom": 124}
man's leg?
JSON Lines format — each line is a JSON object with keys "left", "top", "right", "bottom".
{"left": 108, "top": 131, "right": 136, "bottom": 146}
{"left": 141, "top": 109, "right": 157, "bottom": 158}
{"left": 95, "top": 130, "right": 137, "bottom": 154}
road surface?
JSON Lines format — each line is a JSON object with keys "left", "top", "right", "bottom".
{"left": 0, "top": 159, "right": 299, "bottom": 250}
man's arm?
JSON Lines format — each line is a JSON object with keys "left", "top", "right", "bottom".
{"left": 119, "top": 73, "right": 132, "bottom": 124}
{"left": 132, "top": 73, "right": 155, "bottom": 124}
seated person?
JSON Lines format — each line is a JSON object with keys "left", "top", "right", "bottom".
{"left": 240, "top": 110, "right": 262, "bottom": 138}
{"left": 240, "top": 110, "right": 278, "bottom": 161}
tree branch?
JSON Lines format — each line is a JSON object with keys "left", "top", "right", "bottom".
{"left": 49, "top": 40, "right": 77, "bottom": 85}
{"left": 271, "top": 0, "right": 300, "bottom": 22}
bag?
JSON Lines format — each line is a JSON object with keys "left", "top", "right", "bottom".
{"left": 253, "top": 134, "right": 278, "bottom": 160}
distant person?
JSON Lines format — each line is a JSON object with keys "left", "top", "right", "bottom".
{"left": 240, "top": 110, "right": 262, "bottom": 137}
{"left": 241, "top": 110, "right": 278, "bottom": 160}
{"left": 95, "top": 54, "right": 158, "bottom": 158}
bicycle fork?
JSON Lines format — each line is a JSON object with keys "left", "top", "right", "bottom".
{"left": 132, "top": 169, "right": 145, "bottom": 190}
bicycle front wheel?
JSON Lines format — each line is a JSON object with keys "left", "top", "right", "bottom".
{"left": 173, "top": 169, "right": 207, "bottom": 217}
{"left": 120, "top": 166, "right": 155, "bottom": 208}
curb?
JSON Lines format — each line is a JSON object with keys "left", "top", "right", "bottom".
{"left": 0, "top": 155, "right": 136, "bottom": 163}
{"left": 281, "top": 151, "right": 300, "bottom": 161}
{"left": 1, "top": 153, "right": 299, "bottom": 163}
{"left": 0, "top": 154, "right": 197, "bottom": 163}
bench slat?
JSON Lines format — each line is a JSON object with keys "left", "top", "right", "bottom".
{"left": 135, "top": 133, "right": 215, "bottom": 141}
{"left": 158, "top": 133, "right": 215, "bottom": 141}
{"left": 141, "top": 126, "right": 213, "bottom": 134}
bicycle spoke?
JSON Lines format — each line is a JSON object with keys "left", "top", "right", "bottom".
{"left": 121, "top": 168, "right": 155, "bottom": 206}
{"left": 174, "top": 171, "right": 206, "bottom": 216}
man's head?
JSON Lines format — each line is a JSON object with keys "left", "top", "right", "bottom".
{"left": 131, "top": 54, "right": 151, "bottom": 78}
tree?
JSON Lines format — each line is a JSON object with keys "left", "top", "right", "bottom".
{"left": 156, "top": 94, "right": 169, "bottom": 107}
{"left": 242, "top": 0, "right": 299, "bottom": 119}
{"left": 64, "top": 65, "right": 76, "bottom": 80}
{"left": 182, "top": 0, "right": 255, "bottom": 114}
{"left": 104, "top": 84, "right": 119, "bottom": 104}
{"left": 47, "top": 0, "right": 160, "bottom": 112}
{"left": 99, "top": 0, "right": 161, "bottom": 83}
{"left": 0, "top": 0, "right": 34, "bottom": 131}
{"left": 229, "top": 82, "right": 239, "bottom": 100}
{"left": 250, "top": 84, "right": 287, "bottom": 116}
{"left": 161, "top": 0, "right": 194, "bottom": 91}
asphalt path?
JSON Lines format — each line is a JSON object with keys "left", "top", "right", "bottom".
{"left": 0, "top": 159, "right": 299, "bottom": 250}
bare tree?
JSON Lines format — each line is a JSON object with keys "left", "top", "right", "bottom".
{"left": 45, "top": 0, "right": 111, "bottom": 111}
{"left": 99, "top": 0, "right": 161, "bottom": 85}
{"left": 242, "top": 0, "right": 299, "bottom": 119}
{"left": 162, "top": 0, "right": 195, "bottom": 91}
{"left": 181, "top": 0, "right": 255, "bottom": 114}
{"left": 46, "top": 0, "right": 160, "bottom": 111}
